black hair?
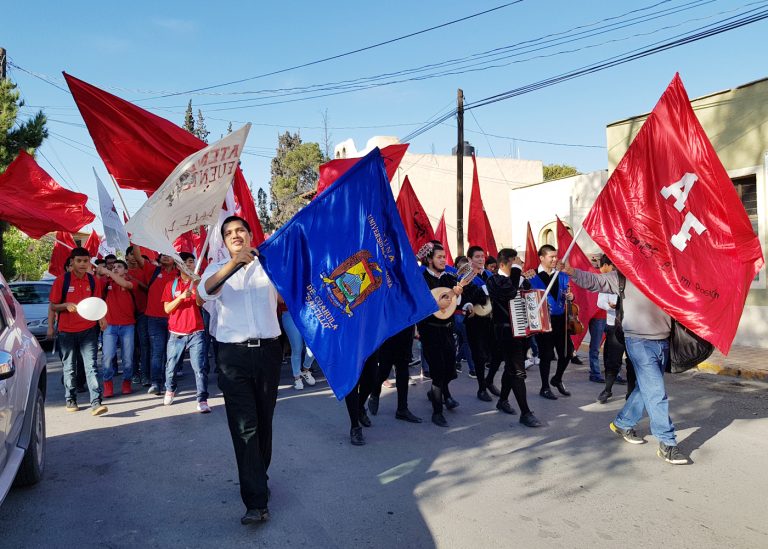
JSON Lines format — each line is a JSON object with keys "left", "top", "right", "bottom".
{"left": 466, "top": 246, "right": 484, "bottom": 259}
{"left": 104, "top": 254, "right": 117, "bottom": 261}
{"left": 485, "top": 255, "right": 498, "bottom": 265}
{"left": 599, "top": 254, "right": 613, "bottom": 267}
{"left": 70, "top": 247, "right": 90, "bottom": 258}
{"left": 114, "top": 260, "right": 128, "bottom": 269}
{"left": 454, "top": 255, "right": 468, "bottom": 267}
{"left": 221, "top": 215, "right": 251, "bottom": 238}
{"left": 497, "top": 248, "right": 518, "bottom": 264}
{"left": 179, "top": 252, "right": 195, "bottom": 262}
{"left": 94, "top": 258, "right": 106, "bottom": 266}
{"left": 126, "top": 246, "right": 134, "bottom": 255}
{"left": 538, "top": 244, "right": 556, "bottom": 257}
{"left": 64, "top": 257, "right": 73, "bottom": 269}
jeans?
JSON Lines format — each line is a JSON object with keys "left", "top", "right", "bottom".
{"left": 147, "top": 316, "right": 169, "bottom": 386}
{"left": 102, "top": 324, "right": 135, "bottom": 382}
{"left": 529, "top": 335, "right": 539, "bottom": 358}
{"left": 588, "top": 318, "right": 607, "bottom": 378}
{"left": 59, "top": 326, "right": 102, "bottom": 405}
{"left": 281, "top": 311, "right": 305, "bottom": 378}
{"left": 453, "top": 314, "right": 475, "bottom": 371}
{"left": 614, "top": 337, "right": 676, "bottom": 446}
{"left": 165, "top": 331, "right": 209, "bottom": 401}
{"left": 135, "top": 314, "right": 150, "bottom": 381}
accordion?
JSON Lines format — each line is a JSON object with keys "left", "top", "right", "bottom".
{"left": 509, "top": 289, "right": 552, "bottom": 338}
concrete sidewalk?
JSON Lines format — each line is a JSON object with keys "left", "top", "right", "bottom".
{"left": 697, "top": 345, "right": 768, "bottom": 382}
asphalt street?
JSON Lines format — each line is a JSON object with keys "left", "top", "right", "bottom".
{"left": 1, "top": 351, "right": 767, "bottom": 549}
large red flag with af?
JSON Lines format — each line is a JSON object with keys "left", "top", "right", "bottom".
{"left": 315, "top": 144, "right": 409, "bottom": 198}
{"left": 434, "top": 210, "right": 454, "bottom": 266}
{"left": 582, "top": 74, "right": 763, "bottom": 354}
{"left": 64, "top": 72, "right": 264, "bottom": 245}
{"left": 468, "top": 154, "right": 498, "bottom": 257}
{"left": 396, "top": 176, "right": 435, "bottom": 255}
{"left": 556, "top": 217, "right": 601, "bottom": 350}
{"left": 0, "top": 151, "right": 95, "bottom": 239}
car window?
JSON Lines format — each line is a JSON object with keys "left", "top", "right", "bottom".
{"left": 0, "top": 284, "right": 16, "bottom": 319}
{"left": 10, "top": 284, "right": 51, "bottom": 305}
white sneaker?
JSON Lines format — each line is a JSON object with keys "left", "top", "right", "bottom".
{"left": 524, "top": 359, "right": 534, "bottom": 370}
{"left": 300, "top": 370, "right": 316, "bottom": 386}
{"left": 533, "top": 357, "right": 540, "bottom": 366}
{"left": 196, "top": 401, "right": 211, "bottom": 413}
{"left": 294, "top": 377, "right": 304, "bottom": 390}
{"left": 163, "top": 391, "right": 175, "bottom": 406}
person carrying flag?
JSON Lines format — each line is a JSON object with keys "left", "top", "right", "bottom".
{"left": 98, "top": 260, "right": 137, "bottom": 398}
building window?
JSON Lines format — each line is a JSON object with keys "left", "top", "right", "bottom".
{"left": 732, "top": 174, "right": 758, "bottom": 237}
{"left": 729, "top": 164, "right": 765, "bottom": 290}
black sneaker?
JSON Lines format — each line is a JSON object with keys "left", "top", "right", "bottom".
{"left": 358, "top": 410, "right": 372, "bottom": 428}
{"left": 519, "top": 412, "right": 543, "bottom": 428}
{"left": 148, "top": 384, "right": 162, "bottom": 395}
{"left": 477, "top": 390, "right": 493, "bottom": 402}
{"left": 422, "top": 372, "right": 431, "bottom": 380}
{"left": 368, "top": 394, "right": 379, "bottom": 416}
{"left": 141, "top": 377, "right": 151, "bottom": 387}
{"left": 455, "top": 362, "right": 463, "bottom": 373}
{"left": 609, "top": 422, "right": 645, "bottom": 444}
{"left": 350, "top": 427, "right": 365, "bottom": 446}
{"left": 431, "top": 413, "right": 448, "bottom": 427}
{"left": 496, "top": 399, "right": 517, "bottom": 415}
{"left": 395, "top": 409, "right": 422, "bottom": 423}
{"left": 241, "top": 507, "right": 270, "bottom": 524}
{"left": 90, "top": 402, "right": 108, "bottom": 416}
{"left": 657, "top": 443, "right": 690, "bottom": 465}
{"left": 597, "top": 389, "right": 612, "bottom": 404}
{"left": 65, "top": 399, "right": 79, "bottom": 412}
{"left": 444, "top": 397, "right": 460, "bottom": 410}
{"left": 571, "top": 356, "right": 584, "bottom": 365}
{"left": 468, "top": 370, "right": 477, "bottom": 379}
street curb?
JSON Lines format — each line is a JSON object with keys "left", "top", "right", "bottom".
{"left": 697, "top": 361, "right": 768, "bottom": 382}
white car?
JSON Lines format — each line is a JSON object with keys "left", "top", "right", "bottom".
{"left": 0, "top": 273, "right": 47, "bottom": 505}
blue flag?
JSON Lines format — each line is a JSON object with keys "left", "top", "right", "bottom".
{"left": 258, "top": 148, "right": 438, "bottom": 399}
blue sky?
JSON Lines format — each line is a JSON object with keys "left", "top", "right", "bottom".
{"left": 4, "top": 0, "right": 768, "bottom": 234}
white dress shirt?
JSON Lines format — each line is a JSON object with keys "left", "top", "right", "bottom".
{"left": 198, "top": 256, "right": 281, "bottom": 343}
{"left": 597, "top": 292, "right": 618, "bottom": 326}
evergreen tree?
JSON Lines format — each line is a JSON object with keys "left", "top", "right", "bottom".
{"left": 256, "top": 187, "right": 272, "bottom": 233}
{"left": 194, "top": 109, "right": 209, "bottom": 143}
{"left": 543, "top": 163, "right": 579, "bottom": 181}
{"left": 268, "top": 131, "right": 323, "bottom": 228}
{"left": 183, "top": 100, "right": 195, "bottom": 133}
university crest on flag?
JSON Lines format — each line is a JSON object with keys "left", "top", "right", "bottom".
{"left": 258, "top": 148, "right": 437, "bottom": 399}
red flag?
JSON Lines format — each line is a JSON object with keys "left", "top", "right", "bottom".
{"left": 523, "top": 222, "right": 539, "bottom": 272}
{"left": 395, "top": 176, "right": 435, "bottom": 255}
{"left": 48, "top": 232, "right": 75, "bottom": 277}
{"left": 64, "top": 72, "right": 265, "bottom": 245}
{"left": 467, "top": 154, "right": 498, "bottom": 257}
{"left": 315, "top": 144, "right": 409, "bottom": 198}
{"left": 84, "top": 230, "right": 101, "bottom": 258}
{"left": 582, "top": 74, "right": 763, "bottom": 354}
{"left": 434, "top": 210, "right": 454, "bottom": 266}
{"left": 556, "top": 217, "right": 601, "bottom": 350}
{"left": 0, "top": 151, "right": 95, "bottom": 239}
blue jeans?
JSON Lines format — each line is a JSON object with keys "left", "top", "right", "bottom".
{"left": 147, "top": 316, "right": 169, "bottom": 386}
{"left": 615, "top": 338, "right": 676, "bottom": 446}
{"left": 588, "top": 318, "right": 607, "bottom": 378}
{"left": 59, "top": 326, "right": 102, "bottom": 405}
{"left": 453, "top": 314, "right": 475, "bottom": 370}
{"left": 135, "top": 314, "right": 150, "bottom": 381}
{"left": 165, "top": 331, "right": 209, "bottom": 401}
{"left": 528, "top": 335, "right": 539, "bottom": 358}
{"left": 281, "top": 311, "right": 305, "bottom": 377}
{"left": 102, "top": 324, "right": 135, "bottom": 381}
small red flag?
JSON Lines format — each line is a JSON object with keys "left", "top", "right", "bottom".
{"left": 315, "top": 144, "right": 409, "bottom": 198}
{"left": 582, "top": 74, "right": 763, "bottom": 354}
{"left": 48, "top": 232, "right": 75, "bottom": 277}
{"left": 435, "top": 210, "right": 454, "bottom": 266}
{"left": 523, "top": 222, "right": 539, "bottom": 272}
{"left": 467, "top": 154, "right": 498, "bottom": 257}
{"left": 395, "top": 176, "right": 435, "bottom": 255}
{"left": 0, "top": 151, "right": 95, "bottom": 239}
{"left": 84, "top": 230, "right": 101, "bottom": 258}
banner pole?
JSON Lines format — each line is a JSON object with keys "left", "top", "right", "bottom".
{"left": 109, "top": 174, "right": 132, "bottom": 219}
{"left": 55, "top": 239, "right": 75, "bottom": 250}
{"left": 536, "top": 226, "right": 584, "bottom": 312}
{"left": 194, "top": 225, "right": 213, "bottom": 275}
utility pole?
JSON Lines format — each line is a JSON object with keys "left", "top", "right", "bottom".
{"left": 456, "top": 88, "right": 465, "bottom": 256}
{"left": 0, "top": 47, "right": 6, "bottom": 79}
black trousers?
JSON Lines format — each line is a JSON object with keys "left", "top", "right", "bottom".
{"left": 345, "top": 353, "right": 378, "bottom": 428}
{"left": 420, "top": 322, "right": 456, "bottom": 414}
{"left": 371, "top": 327, "right": 413, "bottom": 411}
{"left": 217, "top": 339, "right": 282, "bottom": 510}
{"left": 537, "top": 314, "right": 572, "bottom": 390}
{"left": 603, "top": 325, "right": 637, "bottom": 397}
{"left": 465, "top": 316, "right": 493, "bottom": 392}
{"left": 495, "top": 325, "right": 531, "bottom": 416}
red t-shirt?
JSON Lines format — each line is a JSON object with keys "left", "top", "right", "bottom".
{"left": 104, "top": 279, "right": 136, "bottom": 326}
{"left": 145, "top": 265, "right": 176, "bottom": 318}
{"left": 127, "top": 263, "right": 152, "bottom": 314}
{"left": 162, "top": 277, "right": 203, "bottom": 335}
{"left": 49, "top": 273, "right": 104, "bottom": 333}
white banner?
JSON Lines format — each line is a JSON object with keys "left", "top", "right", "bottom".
{"left": 125, "top": 124, "right": 251, "bottom": 273}
{"left": 206, "top": 185, "right": 238, "bottom": 264}
{"left": 94, "top": 169, "right": 130, "bottom": 253}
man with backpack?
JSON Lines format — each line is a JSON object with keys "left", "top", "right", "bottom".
{"left": 48, "top": 247, "right": 108, "bottom": 416}
{"left": 99, "top": 260, "right": 137, "bottom": 398}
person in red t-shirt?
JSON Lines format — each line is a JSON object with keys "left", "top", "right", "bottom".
{"left": 99, "top": 260, "right": 137, "bottom": 398}
{"left": 126, "top": 246, "right": 151, "bottom": 386}
{"left": 48, "top": 247, "right": 108, "bottom": 416}
{"left": 162, "top": 252, "right": 210, "bottom": 413}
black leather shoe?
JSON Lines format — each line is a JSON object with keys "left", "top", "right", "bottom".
{"left": 551, "top": 379, "right": 571, "bottom": 396}
{"left": 597, "top": 389, "right": 612, "bottom": 404}
{"left": 241, "top": 507, "right": 270, "bottom": 524}
{"left": 395, "top": 409, "right": 423, "bottom": 423}
{"left": 431, "top": 413, "right": 448, "bottom": 427}
{"left": 444, "top": 397, "right": 460, "bottom": 410}
{"left": 359, "top": 410, "right": 372, "bottom": 427}
{"left": 520, "top": 412, "right": 543, "bottom": 428}
{"left": 368, "top": 394, "right": 379, "bottom": 416}
{"left": 477, "top": 390, "right": 493, "bottom": 402}
{"left": 350, "top": 426, "right": 365, "bottom": 446}
{"left": 486, "top": 383, "right": 501, "bottom": 397}
{"left": 496, "top": 399, "right": 517, "bottom": 415}
{"left": 539, "top": 388, "right": 558, "bottom": 400}
{"left": 571, "top": 356, "right": 584, "bottom": 365}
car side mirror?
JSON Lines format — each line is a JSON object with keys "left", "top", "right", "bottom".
{"left": 0, "top": 351, "right": 15, "bottom": 381}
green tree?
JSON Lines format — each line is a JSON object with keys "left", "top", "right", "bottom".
{"left": 0, "top": 77, "right": 48, "bottom": 279}
{"left": 543, "top": 163, "right": 579, "bottom": 181}
{"left": 256, "top": 187, "right": 273, "bottom": 233}
{"left": 183, "top": 100, "right": 195, "bottom": 133}
{"left": 2, "top": 227, "right": 53, "bottom": 280}
{"left": 268, "top": 131, "right": 325, "bottom": 228}
{"left": 194, "top": 109, "right": 209, "bottom": 143}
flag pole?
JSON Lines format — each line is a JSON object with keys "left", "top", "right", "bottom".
{"left": 55, "top": 239, "right": 74, "bottom": 250}
{"left": 194, "top": 225, "right": 213, "bottom": 275}
{"left": 536, "top": 226, "right": 584, "bottom": 312}
{"left": 109, "top": 174, "right": 132, "bottom": 219}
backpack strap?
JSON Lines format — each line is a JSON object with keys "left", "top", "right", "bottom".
{"left": 147, "top": 267, "right": 162, "bottom": 288}
{"left": 616, "top": 272, "right": 626, "bottom": 325}
{"left": 87, "top": 273, "right": 96, "bottom": 295}
{"left": 172, "top": 277, "right": 179, "bottom": 297}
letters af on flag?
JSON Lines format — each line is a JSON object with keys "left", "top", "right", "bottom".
{"left": 581, "top": 73, "right": 763, "bottom": 354}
